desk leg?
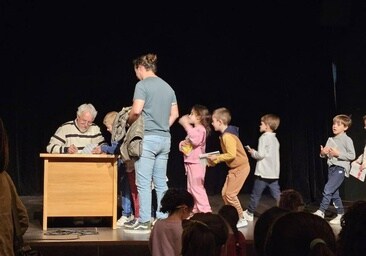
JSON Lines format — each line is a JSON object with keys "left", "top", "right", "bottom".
{"left": 43, "top": 159, "right": 48, "bottom": 231}
{"left": 43, "top": 215, "right": 47, "bottom": 231}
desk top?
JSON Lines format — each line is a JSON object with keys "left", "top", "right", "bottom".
{"left": 40, "top": 153, "right": 117, "bottom": 159}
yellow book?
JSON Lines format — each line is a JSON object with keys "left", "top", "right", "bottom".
{"left": 181, "top": 143, "right": 193, "bottom": 156}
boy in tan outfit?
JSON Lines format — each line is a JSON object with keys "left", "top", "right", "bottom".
{"left": 207, "top": 107, "right": 250, "bottom": 228}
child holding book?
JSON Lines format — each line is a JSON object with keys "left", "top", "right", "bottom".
{"left": 179, "top": 104, "right": 212, "bottom": 213}
{"left": 243, "top": 114, "right": 281, "bottom": 222}
{"left": 97, "top": 111, "right": 140, "bottom": 227}
{"left": 207, "top": 107, "right": 250, "bottom": 228}
{"left": 313, "top": 114, "right": 355, "bottom": 225}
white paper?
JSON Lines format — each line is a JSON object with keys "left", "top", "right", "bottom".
{"left": 199, "top": 151, "right": 220, "bottom": 168}
{"left": 327, "top": 138, "right": 337, "bottom": 148}
{"left": 350, "top": 162, "right": 366, "bottom": 182}
{"left": 80, "top": 143, "right": 97, "bottom": 154}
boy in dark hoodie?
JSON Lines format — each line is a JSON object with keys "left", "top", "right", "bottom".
{"left": 207, "top": 107, "right": 250, "bottom": 228}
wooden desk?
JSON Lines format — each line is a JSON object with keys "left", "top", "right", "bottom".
{"left": 40, "top": 153, "right": 118, "bottom": 230}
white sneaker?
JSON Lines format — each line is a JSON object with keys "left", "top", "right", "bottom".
{"left": 243, "top": 210, "right": 254, "bottom": 222}
{"left": 116, "top": 215, "right": 133, "bottom": 227}
{"left": 236, "top": 218, "right": 248, "bottom": 228}
{"left": 329, "top": 214, "right": 342, "bottom": 225}
{"left": 313, "top": 210, "right": 325, "bottom": 218}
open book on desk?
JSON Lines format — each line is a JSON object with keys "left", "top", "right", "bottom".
{"left": 199, "top": 151, "right": 220, "bottom": 168}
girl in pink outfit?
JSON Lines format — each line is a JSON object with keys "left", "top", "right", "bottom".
{"left": 179, "top": 104, "right": 212, "bottom": 213}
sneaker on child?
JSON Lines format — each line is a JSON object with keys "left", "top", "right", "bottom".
{"left": 116, "top": 215, "right": 133, "bottom": 228}
{"left": 243, "top": 210, "right": 254, "bottom": 222}
{"left": 236, "top": 218, "right": 248, "bottom": 228}
{"left": 329, "top": 214, "right": 342, "bottom": 225}
{"left": 124, "top": 221, "right": 151, "bottom": 233}
{"left": 124, "top": 218, "right": 139, "bottom": 229}
{"left": 313, "top": 210, "right": 325, "bottom": 218}
{"left": 151, "top": 218, "right": 158, "bottom": 227}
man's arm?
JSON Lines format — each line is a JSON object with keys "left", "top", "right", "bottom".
{"left": 128, "top": 99, "right": 144, "bottom": 125}
{"left": 169, "top": 103, "right": 179, "bottom": 127}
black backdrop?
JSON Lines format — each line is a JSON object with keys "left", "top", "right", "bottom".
{"left": 2, "top": 1, "right": 366, "bottom": 204}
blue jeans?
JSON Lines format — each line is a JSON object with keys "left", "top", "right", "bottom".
{"left": 319, "top": 165, "right": 345, "bottom": 214}
{"left": 135, "top": 135, "right": 170, "bottom": 223}
{"left": 119, "top": 163, "right": 132, "bottom": 217}
{"left": 247, "top": 177, "right": 281, "bottom": 214}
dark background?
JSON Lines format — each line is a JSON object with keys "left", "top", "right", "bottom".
{"left": 2, "top": 1, "right": 366, "bottom": 204}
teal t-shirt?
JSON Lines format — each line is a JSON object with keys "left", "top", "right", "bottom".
{"left": 133, "top": 76, "right": 177, "bottom": 137}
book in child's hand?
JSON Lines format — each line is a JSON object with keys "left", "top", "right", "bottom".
{"left": 350, "top": 162, "right": 366, "bottom": 182}
{"left": 199, "top": 151, "right": 220, "bottom": 168}
{"left": 327, "top": 138, "right": 337, "bottom": 149}
{"left": 181, "top": 143, "right": 193, "bottom": 157}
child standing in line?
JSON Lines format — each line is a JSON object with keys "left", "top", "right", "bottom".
{"left": 313, "top": 114, "right": 355, "bottom": 225}
{"left": 207, "top": 107, "right": 250, "bottom": 228}
{"left": 243, "top": 114, "right": 281, "bottom": 222}
{"left": 149, "top": 188, "right": 194, "bottom": 256}
{"left": 179, "top": 104, "right": 212, "bottom": 213}
{"left": 97, "top": 111, "right": 140, "bottom": 228}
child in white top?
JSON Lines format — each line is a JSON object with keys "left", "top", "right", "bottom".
{"left": 244, "top": 114, "right": 281, "bottom": 222}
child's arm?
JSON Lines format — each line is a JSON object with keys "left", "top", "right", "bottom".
{"left": 207, "top": 134, "right": 237, "bottom": 165}
{"left": 335, "top": 138, "right": 355, "bottom": 161}
{"left": 178, "top": 115, "right": 192, "bottom": 131}
{"left": 100, "top": 141, "right": 119, "bottom": 154}
{"left": 320, "top": 145, "right": 330, "bottom": 158}
{"left": 320, "top": 138, "right": 334, "bottom": 158}
{"left": 250, "top": 135, "right": 267, "bottom": 160}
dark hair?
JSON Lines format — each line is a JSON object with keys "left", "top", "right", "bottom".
{"left": 265, "top": 211, "right": 336, "bottom": 256}
{"left": 254, "top": 206, "right": 289, "bottom": 256}
{"left": 218, "top": 205, "right": 243, "bottom": 256}
{"left": 337, "top": 200, "right": 366, "bottom": 256}
{"left": 0, "top": 117, "right": 9, "bottom": 173}
{"left": 192, "top": 104, "right": 211, "bottom": 137}
{"left": 160, "top": 188, "right": 194, "bottom": 214}
{"left": 182, "top": 213, "right": 228, "bottom": 256}
{"left": 133, "top": 53, "right": 158, "bottom": 73}
{"left": 278, "top": 189, "right": 304, "bottom": 212}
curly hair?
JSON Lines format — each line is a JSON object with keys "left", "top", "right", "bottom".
{"left": 160, "top": 188, "right": 194, "bottom": 214}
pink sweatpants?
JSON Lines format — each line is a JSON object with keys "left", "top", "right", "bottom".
{"left": 185, "top": 162, "right": 212, "bottom": 213}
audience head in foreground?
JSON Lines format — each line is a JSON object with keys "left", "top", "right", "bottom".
{"left": 336, "top": 200, "right": 366, "bottom": 256}
{"left": 265, "top": 211, "right": 336, "bottom": 256}
{"left": 218, "top": 204, "right": 246, "bottom": 256}
{"left": 182, "top": 212, "right": 228, "bottom": 256}
{"left": 278, "top": 188, "right": 305, "bottom": 212}
{"left": 253, "top": 206, "right": 289, "bottom": 256}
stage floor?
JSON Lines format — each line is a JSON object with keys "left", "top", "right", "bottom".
{"left": 22, "top": 193, "right": 342, "bottom": 256}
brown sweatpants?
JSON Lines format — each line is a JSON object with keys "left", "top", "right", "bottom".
{"left": 221, "top": 164, "right": 250, "bottom": 218}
